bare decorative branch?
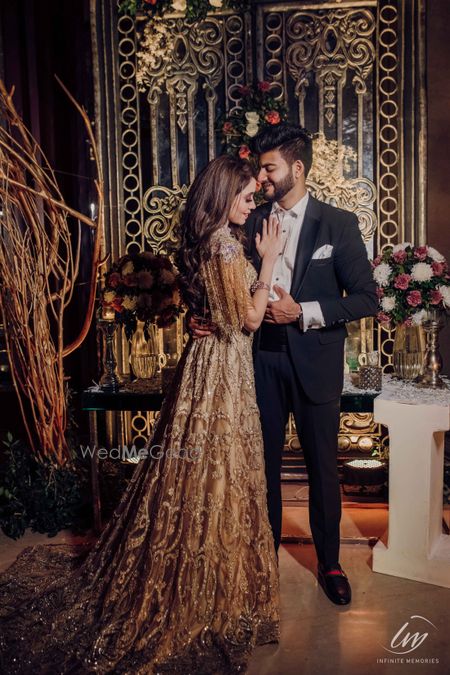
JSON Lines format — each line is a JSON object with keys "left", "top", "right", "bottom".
{"left": 0, "top": 78, "right": 104, "bottom": 465}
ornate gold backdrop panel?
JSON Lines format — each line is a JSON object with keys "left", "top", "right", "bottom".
{"left": 91, "top": 0, "right": 426, "bottom": 444}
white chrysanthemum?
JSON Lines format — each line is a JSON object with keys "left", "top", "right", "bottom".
{"left": 412, "top": 309, "right": 427, "bottom": 325}
{"left": 411, "top": 262, "right": 433, "bottom": 282}
{"left": 381, "top": 296, "right": 396, "bottom": 312}
{"left": 122, "top": 295, "right": 137, "bottom": 311}
{"left": 172, "top": 0, "right": 187, "bottom": 10}
{"left": 210, "top": 0, "right": 223, "bottom": 6}
{"left": 373, "top": 263, "right": 392, "bottom": 287}
{"left": 103, "top": 291, "right": 116, "bottom": 303}
{"left": 438, "top": 285, "right": 450, "bottom": 308}
{"left": 392, "top": 242, "right": 413, "bottom": 253}
{"left": 427, "top": 246, "right": 445, "bottom": 262}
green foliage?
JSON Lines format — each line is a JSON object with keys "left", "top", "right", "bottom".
{"left": 0, "top": 434, "right": 91, "bottom": 540}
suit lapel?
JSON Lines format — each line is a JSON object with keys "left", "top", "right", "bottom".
{"left": 289, "top": 195, "right": 322, "bottom": 299}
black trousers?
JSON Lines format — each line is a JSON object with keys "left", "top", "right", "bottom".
{"left": 254, "top": 349, "right": 342, "bottom": 567}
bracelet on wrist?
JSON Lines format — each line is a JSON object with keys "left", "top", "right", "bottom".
{"left": 250, "top": 280, "right": 270, "bottom": 294}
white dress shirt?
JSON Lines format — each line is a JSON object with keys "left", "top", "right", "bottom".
{"left": 269, "top": 192, "right": 325, "bottom": 332}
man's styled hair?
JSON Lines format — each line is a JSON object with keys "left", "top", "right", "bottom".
{"left": 251, "top": 124, "right": 313, "bottom": 178}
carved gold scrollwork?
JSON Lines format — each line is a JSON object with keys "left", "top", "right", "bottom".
{"left": 142, "top": 184, "right": 188, "bottom": 254}
{"left": 284, "top": 9, "right": 375, "bottom": 127}
{"left": 307, "top": 133, "right": 377, "bottom": 242}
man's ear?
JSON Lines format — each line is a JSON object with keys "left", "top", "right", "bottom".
{"left": 294, "top": 160, "right": 304, "bottom": 179}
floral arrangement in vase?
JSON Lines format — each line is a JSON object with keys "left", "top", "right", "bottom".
{"left": 101, "top": 251, "right": 181, "bottom": 339}
{"left": 217, "top": 82, "right": 289, "bottom": 162}
{"left": 372, "top": 243, "right": 450, "bottom": 327}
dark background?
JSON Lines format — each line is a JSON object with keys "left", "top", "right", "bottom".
{"left": 0, "top": 0, "right": 449, "bottom": 440}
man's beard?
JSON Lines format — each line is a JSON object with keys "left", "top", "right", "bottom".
{"left": 263, "top": 171, "right": 295, "bottom": 202}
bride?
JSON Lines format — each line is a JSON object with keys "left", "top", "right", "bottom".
{"left": 0, "top": 155, "right": 281, "bottom": 674}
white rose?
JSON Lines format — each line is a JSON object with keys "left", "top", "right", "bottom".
{"left": 438, "top": 285, "right": 450, "bottom": 308}
{"left": 122, "top": 261, "right": 134, "bottom": 274}
{"left": 122, "top": 295, "right": 137, "bottom": 311}
{"left": 392, "top": 242, "right": 413, "bottom": 252}
{"left": 381, "top": 296, "right": 396, "bottom": 312}
{"left": 246, "top": 123, "right": 259, "bottom": 137}
{"left": 427, "top": 246, "right": 445, "bottom": 262}
{"left": 209, "top": 0, "right": 223, "bottom": 6}
{"left": 412, "top": 309, "right": 427, "bottom": 325}
{"left": 411, "top": 262, "right": 433, "bottom": 282}
{"left": 172, "top": 0, "right": 187, "bottom": 11}
{"left": 373, "top": 262, "right": 392, "bottom": 287}
{"left": 245, "top": 111, "right": 259, "bottom": 124}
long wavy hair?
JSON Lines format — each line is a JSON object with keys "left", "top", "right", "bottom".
{"left": 176, "top": 155, "right": 255, "bottom": 316}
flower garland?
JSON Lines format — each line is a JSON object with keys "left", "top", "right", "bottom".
{"left": 372, "top": 243, "right": 450, "bottom": 327}
{"left": 101, "top": 252, "right": 181, "bottom": 339}
{"left": 217, "top": 82, "right": 289, "bottom": 161}
{"left": 119, "top": 0, "right": 249, "bottom": 22}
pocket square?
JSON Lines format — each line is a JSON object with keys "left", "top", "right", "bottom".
{"left": 312, "top": 244, "right": 333, "bottom": 260}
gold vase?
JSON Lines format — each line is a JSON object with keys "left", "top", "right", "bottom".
{"left": 415, "top": 309, "right": 448, "bottom": 389}
{"left": 392, "top": 323, "right": 425, "bottom": 380}
{"left": 130, "top": 321, "right": 165, "bottom": 380}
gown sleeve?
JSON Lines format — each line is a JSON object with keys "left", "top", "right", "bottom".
{"left": 202, "top": 231, "right": 252, "bottom": 335}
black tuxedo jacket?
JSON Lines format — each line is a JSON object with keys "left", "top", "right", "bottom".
{"left": 245, "top": 195, "right": 378, "bottom": 404}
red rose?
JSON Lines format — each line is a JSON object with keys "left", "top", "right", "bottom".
{"left": 430, "top": 289, "right": 443, "bottom": 305}
{"left": 265, "top": 110, "right": 280, "bottom": 125}
{"left": 392, "top": 249, "right": 407, "bottom": 263}
{"left": 431, "top": 261, "right": 446, "bottom": 276}
{"left": 414, "top": 246, "right": 428, "bottom": 261}
{"left": 223, "top": 121, "right": 234, "bottom": 134}
{"left": 144, "top": 0, "right": 157, "bottom": 4}
{"left": 238, "top": 85, "right": 251, "bottom": 97}
{"left": 107, "top": 272, "right": 122, "bottom": 288}
{"left": 239, "top": 145, "right": 251, "bottom": 159}
{"left": 394, "top": 273, "right": 411, "bottom": 290}
{"left": 111, "top": 298, "right": 123, "bottom": 312}
{"left": 406, "top": 290, "right": 422, "bottom": 307}
{"left": 377, "top": 311, "right": 391, "bottom": 325}
{"left": 258, "top": 81, "right": 270, "bottom": 92}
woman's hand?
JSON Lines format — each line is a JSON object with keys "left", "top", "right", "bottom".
{"left": 255, "top": 215, "right": 282, "bottom": 262}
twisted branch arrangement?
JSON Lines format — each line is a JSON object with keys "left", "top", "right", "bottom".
{"left": 0, "top": 78, "right": 103, "bottom": 466}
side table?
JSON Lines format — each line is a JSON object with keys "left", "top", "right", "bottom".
{"left": 372, "top": 379, "right": 450, "bottom": 587}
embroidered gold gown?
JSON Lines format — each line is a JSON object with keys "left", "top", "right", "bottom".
{"left": 0, "top": 226, "right": 280, "bottom": 674}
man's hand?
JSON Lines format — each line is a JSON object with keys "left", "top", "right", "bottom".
{"left": 264, "top": 285, "right": 302, "bottom": 324}
{"left": 188, "top": 314, "right": 218, "bottom": 339}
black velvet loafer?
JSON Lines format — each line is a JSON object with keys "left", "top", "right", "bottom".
{"left": 317, "top": 563, "right": 352, "bottom": 605}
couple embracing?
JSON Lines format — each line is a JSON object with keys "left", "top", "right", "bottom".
{"left": 0, "top": 124, "right": 377, "bottom": 674}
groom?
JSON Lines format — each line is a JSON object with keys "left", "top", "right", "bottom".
{"left": 193, "top": 124, "right": 377, "bottom": 605}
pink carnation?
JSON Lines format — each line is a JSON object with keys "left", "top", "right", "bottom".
{"left": 431, "top": 261, "right": 446, "bottom": 276}
{"left": 377, "top": 311, "right": 391, "bottom": 325}
{"left": 394, "top": 273, "right": 411, "bottom": 290}
{"left": 258, "top": 81, "right": 270, "bottom": 92}
{"left": 376, "top": 287, "right": 384, "bottom": 299}
{"left": 392, "top": 249, "right": 407, "bottom": 263}
{"left": 406, "top": 290, "right": 422, "bottom": 307}
{"left": 402, "top": 317, "right": 413, "bottom": 327}
{"left": 372, "top": 255, "right": 382, "bottom": 267}
{"left": 414, "top": 246, "right": 428, "bottom": 261}
{"left": 430, "top": 289, "right": 443, "bottom": 305}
